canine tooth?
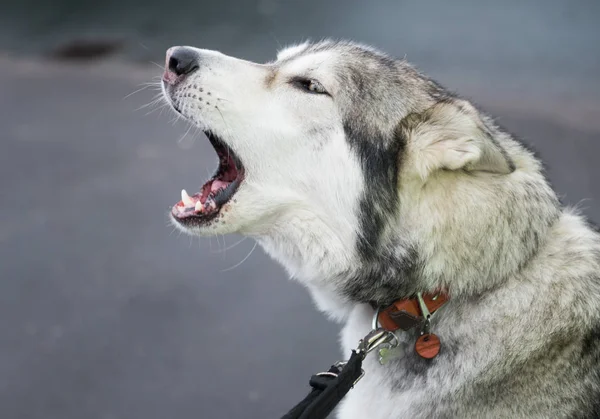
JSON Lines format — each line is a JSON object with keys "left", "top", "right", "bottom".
{"left": 181, "top": 189, "right": 194, "bottom": 207}
{"left": 195, "top": 201, "right": 203, "bottom": 212}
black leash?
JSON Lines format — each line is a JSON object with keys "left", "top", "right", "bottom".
{"left": 281, "top": 328, "right": 397, "bottom": 419}
{"left": 281, "top": 351, "right": 364, "bottom": 419}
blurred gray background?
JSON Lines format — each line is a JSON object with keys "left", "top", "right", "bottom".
{"left": 0, "top": 1, "right": 599, "bottom": 418}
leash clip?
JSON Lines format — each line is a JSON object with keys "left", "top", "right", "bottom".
{"left": 371, "top": 305, "right": 402, "bottom": 364}
{"left": 319, "top": 326, "right": 397, "bottom": 391}
{"left": 357, "top": 327, "right": 398, "bottom": 356}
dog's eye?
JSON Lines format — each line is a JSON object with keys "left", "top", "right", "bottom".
{"left": 291, "top": 77, "right": 329, "bottom": 95}
{"left": 307, "top": 80, "right": 326, "bottom": 94}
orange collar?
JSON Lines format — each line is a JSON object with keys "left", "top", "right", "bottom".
{"left": 375, "top": 292, "right": 449, "bottom": 359}
{"left": 377, "top": 292, "right": 449, "bottom": 332}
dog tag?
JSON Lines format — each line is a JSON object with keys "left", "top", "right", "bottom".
{"left": 415, "top": 333, "right": 440, "bottom": 359}
{"left": 378, "top": 345, "right": 403, "bottom": 365}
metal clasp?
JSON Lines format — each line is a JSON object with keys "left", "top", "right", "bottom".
{"left": 357, "top": 328, "right": 399, "bottom": 356}
{"left": 332, "top": 313, "right": 402, "bottom": 387}
{"left": 347, "top": 328, "right": 396, "bottom": 386}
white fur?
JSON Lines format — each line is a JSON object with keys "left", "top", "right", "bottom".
{"left": 164, "top": 45, "right": 366, "bottom": 320}
{"left": 162, "top": 42, "right": 600, "bottom": 418}
{"left": 275, "top": 42, "right": 309, "bottom": 61}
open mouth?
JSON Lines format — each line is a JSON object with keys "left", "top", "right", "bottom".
{"left": 171, "top": 132, "right": 244, "bottom": 225}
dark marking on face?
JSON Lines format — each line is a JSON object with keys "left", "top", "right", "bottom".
{"left": 342, "top": 241, "right": 422, "bottom": 305}
{"left": 340, "top": 133, "right": 418, "bottom": 308}
{"left": 340, "top": 83, "right": 424, "bottom": 304}
{"left": 265, "top": 67, "right": 277, "bottom": 88}
{"left": 347, "top": 129, "right": 402, "bottom": 260}
{"left": 300, "top": 42, "right": 427, "bottom": 304}
{"left": 332, "top": 50, "right": 408, "bottom": 266}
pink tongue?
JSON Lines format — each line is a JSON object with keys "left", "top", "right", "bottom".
{"left": 211, "top": 180, "right": 230, "bottom": 193}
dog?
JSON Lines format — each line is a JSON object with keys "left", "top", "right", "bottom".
{"left": 160, "top": 40, "right": 600, "bottom": 418}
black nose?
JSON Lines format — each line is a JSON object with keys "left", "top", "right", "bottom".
{"left": 168, "top": 48, "right": 199, "bottom": 76}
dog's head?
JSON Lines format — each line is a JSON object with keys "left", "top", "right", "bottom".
{"left": 163, "top": 41, "right": 411, "bottom": 238}
{"left": 161, "top": 40, "right": 558, "bottom": 306}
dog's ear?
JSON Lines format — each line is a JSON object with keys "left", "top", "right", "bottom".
{"left": 402, "top": 99, "right": 514, "bottom": 179}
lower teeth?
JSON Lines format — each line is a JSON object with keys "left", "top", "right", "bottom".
{"left": 177, "top": 185, "right": 228, "bottom": 216}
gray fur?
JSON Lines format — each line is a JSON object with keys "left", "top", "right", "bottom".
{"left": 309, "top": 41, "right": 600, "bottom": 418}
{"left": 161, "top": 39, "right": 600, "bottom": 418}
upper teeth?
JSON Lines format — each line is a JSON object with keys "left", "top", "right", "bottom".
{"left": 181, "top": 189, "right": 194, "bottom": 207}
{"left": 195, "top": 201, "right": 203, "bottom": 212}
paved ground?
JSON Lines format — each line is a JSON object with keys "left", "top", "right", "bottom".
{"left": 0, "top": 2, "right": 599, "bottom": 417}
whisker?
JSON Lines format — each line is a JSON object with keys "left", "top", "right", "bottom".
{"left": 212, "top": 236, "right": 247, "bottom": 253}
{"left": 123, "top": 84, "right": 151, "bottom": 100}
{"left": 143, "top": 104, "right": 167, "bottom": 117}
{"left": 221, "top": 242, "right": 258, "bottom": 272}
{"left": 218, "top": 234, "right": 227, "bottom": 257}
{"left": 269, "top": 32, "right": 283, "bottom": 50}
{"left": 178, "top": 123, "right": 194, "bottom": 144}
{"left": 136, "top": 96, "right": 165, "bottom": 112}
{"left": 215, "top": 234, "right": 221, "bottom": 253}
{"left": 150, "top": 61, "right": 165, "bottom": 70}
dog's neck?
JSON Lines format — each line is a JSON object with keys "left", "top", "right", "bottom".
{"left": 256, "top": 176, "right": 561, "bottom": 321}
{"left": 256, "top": 207, "right": 358, "bottom": 285}
{"left": 255, "top": 208, "right": 421, "bottom": 320}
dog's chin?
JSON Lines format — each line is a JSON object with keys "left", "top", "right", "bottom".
{"left": 170, "top": 209, "right": 242, "bottom": 236}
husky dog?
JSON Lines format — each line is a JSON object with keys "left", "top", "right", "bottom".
{"left": 160, "top": 41, "right": 600, "bottom": 418}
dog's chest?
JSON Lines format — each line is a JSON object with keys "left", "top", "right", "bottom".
{"left": 337, "top": 305, "right": 462, "bottom": 418}
{"left": 335, "top": 354, "right": 453, "bottom": 419}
